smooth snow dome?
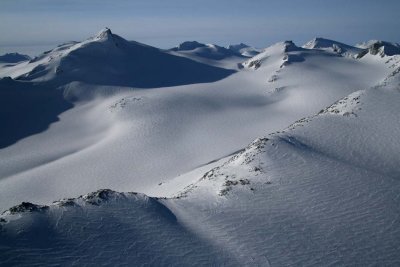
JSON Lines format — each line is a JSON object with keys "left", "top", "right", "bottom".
{"left": 227, "top": 43, "right": 260, "bottom": 57}
{"left": 1, "top": 24, "right": 400, "bottom": 266}
{"left": 170, "top": 41, "right": 243, "bottom": 60}
{"left": 171, "top": 41, "right": 206, "bottom": 51}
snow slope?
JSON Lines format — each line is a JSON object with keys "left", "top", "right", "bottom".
{"left": 158, "top": 70, "right": 400, "bottom": 265}
{"left": 0, "top": 190, "right": 236, "bottom": 266}
{"left": 0, "top": 33, "right": 397, "bottom": 211}
{"left": 0, "top": 78, "right": 73, "bottom": 149}
{"left": 1, "top": 64, "right": 400, "bottom": 265}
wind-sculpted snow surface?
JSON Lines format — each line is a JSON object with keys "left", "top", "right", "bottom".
{"left": 0, "top": 190, "right": 237, "bottom": 266}
{"left": 162, "top": 85, "right": 400, "bottom": 266}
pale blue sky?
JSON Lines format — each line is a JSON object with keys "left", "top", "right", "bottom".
{"left": 1, "top": 0, "right": 399, "bottom": 55}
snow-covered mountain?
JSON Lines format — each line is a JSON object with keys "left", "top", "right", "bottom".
{"left": 0, "top": 28, "right": 234, "bottom": 88}
{"left": 227, "top": 43, "right": 261, "bottom": 57}
{"left": 0, "top": 52, "right": 30, "bottom": 63}
{"left": 1, "top": 30, "right": 400, "bottom": 266}
{"left": 242, "top": 40, "right": 302, "bottom": 70}
{"left": 169, "top": 40, "right": 244, "bottom": 60}
{"left": 302, "top": 37, "right": 364, "bottom": 57}
{"left": 356, "top": 40, "right": 400, "bottom": 57}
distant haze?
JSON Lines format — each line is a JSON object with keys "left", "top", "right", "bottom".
{"left": 1, "top": 0, "right": 399, "bottom": 56}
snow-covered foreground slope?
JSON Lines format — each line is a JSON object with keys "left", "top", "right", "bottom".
{"left": 0, "top": 32, "right": 398, "bottom": 211}
{"left": 1, "top": 78, "right": 400, "bottom": 265}
{"left": 0, "top": 190, "right": 236, "bottom": 266}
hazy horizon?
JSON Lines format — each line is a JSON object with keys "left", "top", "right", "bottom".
{"left": 1, "top": 0, "right": 400, "bottom": 56}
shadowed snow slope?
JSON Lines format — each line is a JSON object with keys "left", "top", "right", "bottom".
{"left": 0, "top": 28, "right": 234, "bottom": 88}
{"left": 0, "top": 78, "right": 73, "bottom": 148}
{"left": 0, "top": 28, "right": 235, "bottom": 148}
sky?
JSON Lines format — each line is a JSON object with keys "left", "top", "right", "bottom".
{"left": 1, "top": 0, "right": 399, "bottom": 56}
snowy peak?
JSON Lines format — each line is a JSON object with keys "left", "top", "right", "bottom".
{"left": 357, "top": 40, "right": 400, "bottom": 57}
{"left": 303, "top": 37, "right": 337, "bottom": 49}
{"left": 283, "top": 40, "right": 299, "bottom": 52}
{"left": 302, "top": 37, "right": 362, "bottom": 57}
{"left": 94, "top": 27, "right": 113, "bottom": 40}
{"left": 242, "top": 41, "right": 302, "bottom": 69}
{"left": 25, "top": 28, "right": 123, "bottom": 66}
{"left": 89, "top": 27, "right": 124, "bottom": 47}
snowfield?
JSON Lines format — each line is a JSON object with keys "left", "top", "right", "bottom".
{"left": 0, "top": 29, "right": 400, "bottom": 266}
